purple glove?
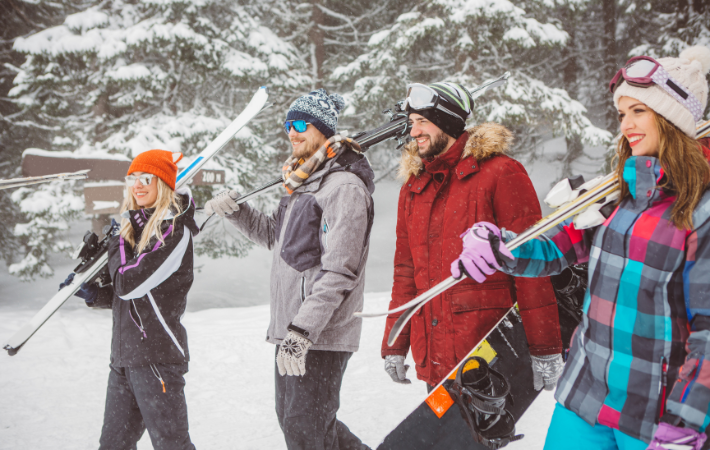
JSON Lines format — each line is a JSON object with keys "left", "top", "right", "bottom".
{"left": 647, "top": 423, "right": 707, "bottom": 450}
{"left": 450, "top": 222, "right": 514, "bottom": 283}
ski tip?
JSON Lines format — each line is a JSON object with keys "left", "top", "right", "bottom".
{"left": 3, "top": 344, "right": 19, "bottom": 356}
{"left": 260, "top": 86, "right": 269, "bottom": 94}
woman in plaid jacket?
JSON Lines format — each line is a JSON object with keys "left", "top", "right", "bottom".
{"left": 451, "top": 46, "right": 710, "bottom": 449}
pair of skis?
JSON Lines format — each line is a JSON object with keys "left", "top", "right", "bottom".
{"left": 3, "top": 87, "right": 270, "bottom": 355}
{"left": 360, "top": 119, "right": 710, "bottom": 347}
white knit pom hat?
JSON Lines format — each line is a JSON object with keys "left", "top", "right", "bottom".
{"left": 613, "top": 45, "right": 710, "bottom": 138}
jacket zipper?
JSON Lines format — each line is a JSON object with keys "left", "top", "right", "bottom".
{"left": 658, "top": 356, "right": 668, "bottom": 421}
{"left": 129, "top": 300, "right": 147, "bottom": 340}
{"left": 323, "top": 217, "right": 329, "bottom": 249}
{"left": 300, "top": 276, "right": 306, "bottom": 302}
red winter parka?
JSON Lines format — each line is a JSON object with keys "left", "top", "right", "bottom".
{"left": 381, "top": 123, "right": 562, "bottom": 386}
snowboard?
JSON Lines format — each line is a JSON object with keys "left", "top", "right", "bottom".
{"left": 377, "top": 307, "right": 536, "bottom": 450}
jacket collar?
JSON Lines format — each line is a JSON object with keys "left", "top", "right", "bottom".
{"left": 398, "top": 122, "right": 513, "bottom": 181}
{"left": 622, "top": 156, "right": 662, "bottom": 201}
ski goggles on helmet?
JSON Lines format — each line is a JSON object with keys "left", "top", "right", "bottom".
{"left": 284, "top": 120, "right": 311, "bottom": 134}
{"left": 609, "top": 56, "right": 704, "bottom": 122}
{"left": 403, "top": 83, "right": 472, "bottom": 120}
{"left": 125, "top": 173, "right": 155, "bottom": 187}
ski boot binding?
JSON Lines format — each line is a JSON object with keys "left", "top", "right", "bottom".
{"left": 447, "top": 356, "right": 523, "bottom": 449}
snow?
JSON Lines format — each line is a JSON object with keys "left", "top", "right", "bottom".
{"left": 0, "top": 293, "right": 556, "bottom": 450}
{"left": 64, "top": 9, "right": 109, "bottom": 32}
{"left": 105, "top": 63, "right": 152, "bottom": 81}
{"left": 503, "top": 27, "right": 536, "bottom": 48}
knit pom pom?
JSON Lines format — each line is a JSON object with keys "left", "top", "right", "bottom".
{"left": 680, "top": 45, "right": 710, "bottom": 74}
{"left": 329, "top": 93, "right": 345, "bottom": 112}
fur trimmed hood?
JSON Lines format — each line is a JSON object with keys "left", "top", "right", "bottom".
{"left": 398, "top": 122, "right": 514, "bottom": 180}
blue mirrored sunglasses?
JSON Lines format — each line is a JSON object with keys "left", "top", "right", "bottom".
{"left": 284, "top": 120, "right": 310, "bottom": 134}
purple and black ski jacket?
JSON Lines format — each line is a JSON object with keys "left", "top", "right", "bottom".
{"left": 92, "top": 189, "right": 199, "bottom": 367}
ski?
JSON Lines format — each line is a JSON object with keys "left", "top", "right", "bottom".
{"left": 361, "top": 119, "right": 710, "bottom": 347}
{"left": 3, "top": 86, "right": 269, "bottom": 356}
{"left": 0, "top": 169, "right": 90, "bottom": 190}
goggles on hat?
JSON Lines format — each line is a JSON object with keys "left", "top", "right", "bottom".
{"left": 403, "top": 83, "right": 464, "bottom": 120}
{"left": 284, "top": 120, "right": 311, "bottom": 134}
{"left": 609, "top": 56, "right": 704, "bottom": 122}
{"left": 125, "top": 173, "right": 155, "bottom": 187}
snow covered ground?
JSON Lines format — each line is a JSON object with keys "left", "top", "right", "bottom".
{"left": 0, "top": 293, "right": 556, "bottom": 449}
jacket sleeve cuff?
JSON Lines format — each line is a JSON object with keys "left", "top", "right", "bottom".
{"left": 88, "top": 286, "right": 114, "bottom": 309}
{"left": 287, "top": 323, "right": 311, "bottom": 340}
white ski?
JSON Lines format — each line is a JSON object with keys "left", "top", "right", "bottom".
{"left": 4, "top": 87, "right": 269, "bottom": 355}
{"left": 0, "top": 170, "right": 90, "bottom": 190}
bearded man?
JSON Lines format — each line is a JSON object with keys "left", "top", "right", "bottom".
{"left": 381, "top": 81, "right": 564, "bottom": 393}
{"left": 205, "top": 89, "right": 374, "bottom": 450}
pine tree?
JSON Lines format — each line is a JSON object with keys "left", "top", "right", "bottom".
{"left": 331, "top": 0, "right": 611, "bottom": 175}
{"left": 0, "top": 0, "right": 82, "bottom": 270}
{"left": 8, "top": 0, "right": 310, "bottom": 279}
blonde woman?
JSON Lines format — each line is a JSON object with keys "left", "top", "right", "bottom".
{"left": 450, "top": 46, "right": 710, "bottom": 449}
{"left": 76, "top": 149, "right": 198, "bottom": 449}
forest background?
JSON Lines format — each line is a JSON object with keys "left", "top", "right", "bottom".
{"left": 1, "top": 0, "right": 709, "bottom": 281}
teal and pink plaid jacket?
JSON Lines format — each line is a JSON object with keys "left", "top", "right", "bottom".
{"left": 501, "top": 155, "right": 710, "bottom": 443}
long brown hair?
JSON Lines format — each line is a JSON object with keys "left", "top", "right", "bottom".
{"left": 119, "top": 178, "right": 183, "bottom": 253}
{"left": 614, "top": 111, "right": 710, "bottom": 229}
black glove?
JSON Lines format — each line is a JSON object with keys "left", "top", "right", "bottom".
{"left": 59, "top": 273, "right": 99, "bottom": 305}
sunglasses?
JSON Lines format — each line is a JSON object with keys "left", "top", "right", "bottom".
{"left": 609, "top": 56, "right": 704, "bottom": 122}
{"left": 125, "top": 173, "right": 155, "bottom": 187}
{"left": 284, "top": 120, "right": 311, "bottom": 134}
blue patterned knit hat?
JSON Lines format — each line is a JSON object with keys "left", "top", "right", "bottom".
{"left": 286, "top": 89, "right": 345, "bottom": 138}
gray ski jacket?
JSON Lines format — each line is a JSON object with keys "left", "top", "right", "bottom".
{"left": 226, "top": 149, "right": 375, "bottom": 352}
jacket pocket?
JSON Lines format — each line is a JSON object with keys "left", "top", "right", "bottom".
{"left": 450, "top": 285, "right": 514, "bottom": 361}
{"left": 300, "top": 276, "right": 306, "bottom": 303}
{"left": 322, "top": 217, "right": 329, "bottom": 250}
{"left": 410, "top": 310, "right": 427, "bottom": 367}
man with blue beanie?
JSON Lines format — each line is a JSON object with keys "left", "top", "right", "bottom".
{"left": 205, "top": 89, "right": 374, "bottom": 450}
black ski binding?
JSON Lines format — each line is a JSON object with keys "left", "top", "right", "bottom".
{"left": 72, "top": 221, "right": 120, "bottom": 275}
{"left": 446, "top": 356, "right": 523, "bottom": 449}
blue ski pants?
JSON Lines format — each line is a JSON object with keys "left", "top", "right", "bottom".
{"left": 544, "top": 403, "right": 647, "bottom": 450}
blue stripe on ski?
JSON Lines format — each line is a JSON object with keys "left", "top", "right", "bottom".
{"left": 177, "top": 157, "right": 204, "bottom": 182}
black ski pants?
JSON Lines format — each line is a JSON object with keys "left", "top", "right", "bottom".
{"left": 98, "top": 363, "right": 195, "bottom": 450}
{"left": 275, "top": 347, "right": 371, "bottom": 450}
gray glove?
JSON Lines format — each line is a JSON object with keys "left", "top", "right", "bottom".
{"left": 385, "top": 354, "right": 411, "bottom": 384}
{"left": 204, "top": 189, "right": 240, "bottom": 217}
{"left": 277, "top": 331, "right": 313, "bottom": 377}
{"left": 531, "top": 354, "right": 565, "bottom": 391}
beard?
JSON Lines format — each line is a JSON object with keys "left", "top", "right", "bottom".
{"left": 418, "top": 131, "right": 451, "bottom": 159}
{"left": 290, "top": 136, "right": 322, "bottom": 160}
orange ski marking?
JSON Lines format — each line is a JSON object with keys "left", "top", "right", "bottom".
{"left": 425, "top": 385, "right": 454, "bottom": 419}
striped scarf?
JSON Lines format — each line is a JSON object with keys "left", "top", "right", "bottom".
{"left": 282, "top": 135, "right": 361, "bottom": 194}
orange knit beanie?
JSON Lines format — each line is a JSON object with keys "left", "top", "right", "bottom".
{"left": 127, "top": 149, "right": 183, "bottom": 190}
